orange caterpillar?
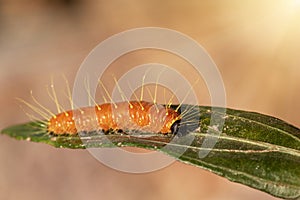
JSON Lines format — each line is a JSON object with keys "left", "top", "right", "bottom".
{"left": 18, "top": 76, "right": 189, "bottom": 136}
{"left": 48, "top": 101, "right": 181, "bottom": 135}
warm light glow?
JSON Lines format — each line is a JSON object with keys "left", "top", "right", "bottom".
{"left": 293, "top": 0, "right": 300, "bottom": 6}
{"left": 287, "top": 0, "right": 300, "bottom": 9}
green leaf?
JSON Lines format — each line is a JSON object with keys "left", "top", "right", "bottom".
{"left": 1, "top": 105, "right": 300, "bottom": 199}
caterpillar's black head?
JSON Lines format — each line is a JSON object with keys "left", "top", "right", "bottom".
{"left": 170, "top": 120, "right": 180, "bottom": 134}
{"left": 170, "top": 120, "right": 188, "bottom": 137}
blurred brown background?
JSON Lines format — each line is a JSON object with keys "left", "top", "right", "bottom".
{"left": 0, "top": 0, "right": 299, "bottom": 199}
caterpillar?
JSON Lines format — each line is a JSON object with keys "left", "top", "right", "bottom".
{"left": 48, "top": 100, "right": 181, "bottom": 135}
{"left": 17, "top": 75, "right": 199, "bottom": 137}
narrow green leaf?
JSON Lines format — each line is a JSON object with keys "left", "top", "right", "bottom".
{"left": 1, "top": 105, "right": 299, "bottom": 199}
